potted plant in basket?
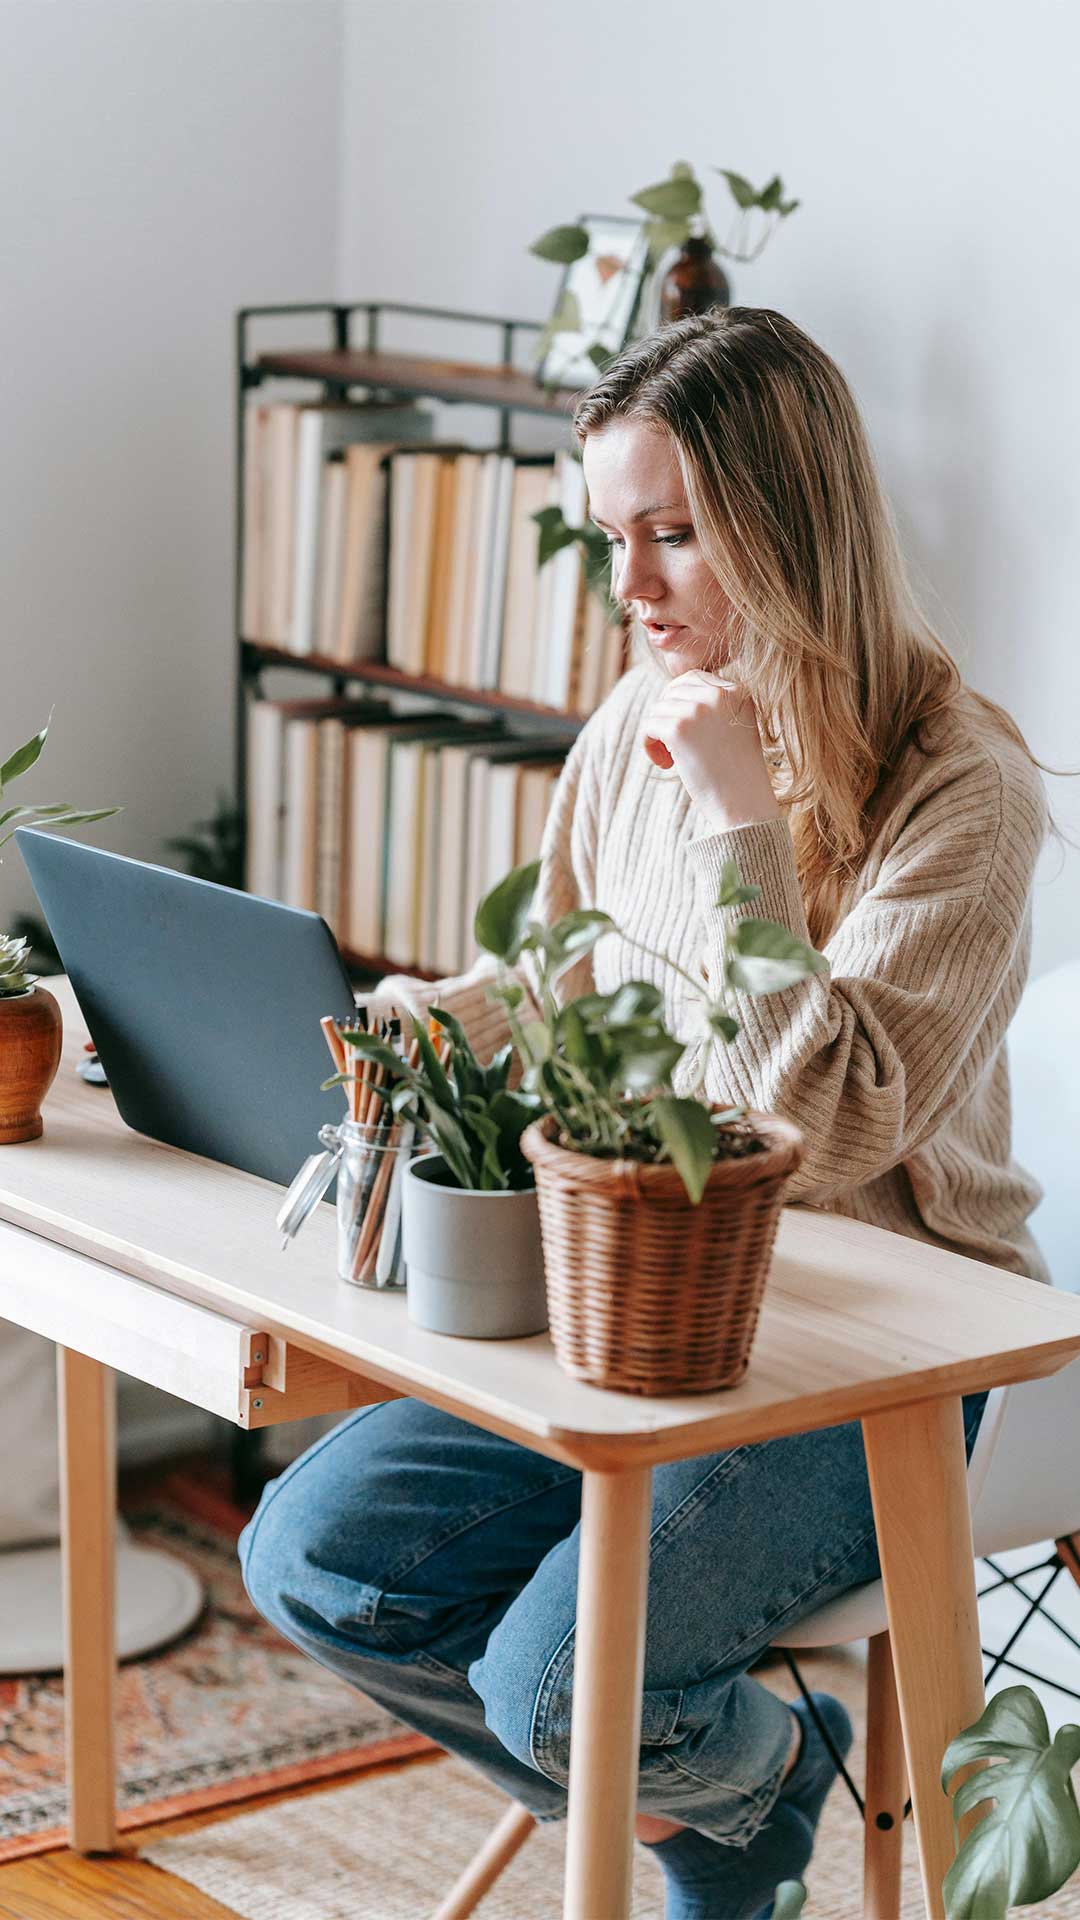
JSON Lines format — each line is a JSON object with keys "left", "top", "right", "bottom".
{"left": 329, "top": 1010, "right": 547, "bottom": 1340}
{"left": 474, "top": 854, "right": 827, "bottom": 1396}
{"left": 0, "top": 719, "right": 118, "bottom": 1143}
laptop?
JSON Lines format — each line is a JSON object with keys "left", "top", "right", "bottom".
{"left": 16, "top": 828, "right": 360, "bottom": 1187}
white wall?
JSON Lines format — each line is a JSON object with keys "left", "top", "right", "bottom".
{"left": 0, "top": 0, "right": 343, "bottom": 930}
{"left": 338, "top": 0, "right": 1080, "bottom": 977}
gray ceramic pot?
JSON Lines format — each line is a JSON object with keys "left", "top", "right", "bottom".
{"left": 401, "top": 1155, "right": 548, "bottom": 1339}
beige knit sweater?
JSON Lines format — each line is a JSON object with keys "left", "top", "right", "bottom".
{"left": 383, "top": 661, "right": 1051, "bottom": 1285}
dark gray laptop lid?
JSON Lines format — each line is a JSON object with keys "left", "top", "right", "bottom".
{"left": 16, "top": 828, "right": 358, "bottom": 1187}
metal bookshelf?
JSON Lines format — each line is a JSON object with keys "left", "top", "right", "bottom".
{"left": 235, "top": 300, "right": 595, "bottom": 978}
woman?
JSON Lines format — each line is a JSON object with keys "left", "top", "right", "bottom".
{"left": 241, "top": 310, "right": 1053, "bottom": 1918}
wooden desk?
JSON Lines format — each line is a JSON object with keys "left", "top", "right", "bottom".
{"left": 3, "top": 979, "right": 1080, "bottom": 1919}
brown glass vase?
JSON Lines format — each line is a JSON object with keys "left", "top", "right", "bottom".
{"left": 659, "top": 237, "right": 731, "bottom": 323}
{"left": 0, "top": 987, "right": 62, "bottom": 1143}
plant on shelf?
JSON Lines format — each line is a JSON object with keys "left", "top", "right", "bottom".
{"left": 530, "top": 158, "right": 800, "bottom": 379}
{"left": 529, "top": 160, "right": 800, "bottom": 603}
{"left": 0, "top": 717, "right": 119, "bottom": 1142}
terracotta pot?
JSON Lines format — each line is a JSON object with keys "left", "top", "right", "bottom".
{"left": 521, "top": 1108, "right": 803, "bottom": 1395}
{"left": 0, "top": 987, "right": 63, "bottom": 1143}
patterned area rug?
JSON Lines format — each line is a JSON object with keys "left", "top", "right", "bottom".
{"left": 0, "top": 1471, "right": 430, "bottom": 1862}
{"left": 144, "top": 1645, "right": 1080, "bottom": 1920}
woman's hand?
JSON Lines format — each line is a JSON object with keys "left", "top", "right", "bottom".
{"left": 642, "top": 670, "right": 781, "bottom": 833}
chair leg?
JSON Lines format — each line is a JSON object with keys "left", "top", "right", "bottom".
{"left": 1055, "top": 1533, "right": 1080, "bottom": 1587}
{"left": 863, "top": 1630, "right": 906, "bottom": 1920}
{"left": 430, "top": 1801, "right": 537, "bottom": 1920}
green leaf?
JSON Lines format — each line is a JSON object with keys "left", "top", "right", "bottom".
{"left": 630, "top": 174, "right": 702, "bottom": 220}
{"left": 542, "top": 907, "right": 616, "bottom": 982}
{"left": 650, "top": 1096, "right": 716, "bottom": 1204}
{"left": 715, "top": 857, "right": 763, "bottom": 909}
{"left": 942, "top": 1687, "right": 1080, "bottom": 1916}
{"left": 644, "top": 216, "right": 692, "bottom": 261}
{"left": 709, "top": 1010, "right": 741, "bottom": 1042}
{"left": 530, "top": 510, "right": 576, "bottom": 568}
{"left": 779, "top": 197, "right": 801, "bottom": 217}
{"left": 429, "top": 1005, "right": 483, "bottom": 1103}
{"left": 771, "top": 1885, "right": 807, "bottom": 1919}
{"left": 548, "top": 289, "right": 582, "bottom": 334}
{"left": 0, "top": 721, "right": 49, "bottom": 791}
{"left": 713, "top": 167, "right": 759, "bottom": 210}
{"left": 726, "top": 919, "right": 829, "bottom": 996}
{"left": 529, "top": 223, "right": 590, "bottom": 264}
{"left": 758, "top": 174, "right": 784, "bottom": 211}
{"left": 0, "top": 800, "right": 76, "bottom": 830}
{"left": 339, "top": 1031, "right": 410, "bottom": 1079}
{"left": 585, "top": 342, "right": 615, "bottom": 373}
{"left": 493, "top": 979, "right": 526, "bottom": 1011}
{"left": 612, "top": 1031, "right": 685, "bottom": 1094}
{"left": 605, "top": 981, "right": 662, "bottom": 1024}
{"left": 475, "top": 860, "right": 541, "bottom": 963}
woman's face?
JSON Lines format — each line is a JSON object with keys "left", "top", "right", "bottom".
{"left": 582, "top": 419, "right": 731, "bottom": 676}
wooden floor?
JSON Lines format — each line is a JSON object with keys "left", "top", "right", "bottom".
{"left": 0, "top": 1750, "right": 443, "bottom": 1919}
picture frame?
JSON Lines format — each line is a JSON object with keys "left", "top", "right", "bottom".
{"left": 535, "top": 213, "right": 651, "bottom": 390}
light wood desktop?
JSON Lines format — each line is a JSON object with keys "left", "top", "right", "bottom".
{"left": 2, "top": 978, "right": 1080, "bottom": 1919}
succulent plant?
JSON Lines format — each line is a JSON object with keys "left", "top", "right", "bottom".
{"left": 0, "top": 935, "right": 36, "bottom": 998}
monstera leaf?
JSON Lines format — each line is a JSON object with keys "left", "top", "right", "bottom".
{"left": 942, "top": 1687, "right": 1080, "bottom": 1918}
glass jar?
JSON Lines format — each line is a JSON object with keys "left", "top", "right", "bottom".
{"left": 277, "top": 1117, "right": 421, "bottom": 1290}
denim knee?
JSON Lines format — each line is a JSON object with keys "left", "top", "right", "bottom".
{"left": 472, "top": 1624, "right": 684, "bottom": 1790}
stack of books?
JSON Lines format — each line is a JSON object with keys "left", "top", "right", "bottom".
{"left": 246, "top": 698, "right": 565, "bottom": 976}
{"left": 241, "top": 400, "right": 627, "bottom": 715}
{"left": 385, "top": 447, "right": 625, "bottom": 714}
{"left": 241, "top": 398, "right": 435, "bottom": 659}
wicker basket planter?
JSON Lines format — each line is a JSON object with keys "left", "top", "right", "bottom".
{"left": 520, "top": 1108, "right": 803, "bottom": 1396}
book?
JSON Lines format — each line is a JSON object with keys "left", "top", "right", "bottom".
{"left": 423, "top": 454, "right": 460, "bottom": 682}
{"left": 541, "top": 452, "right": 587, "bottom": 709}
{"left": 478, "top": 454, "right": 515, "bottom": 688}
{"left": 314, "top": 458, "right": 348, "bottom": 659}
{"left": 289, "top": 403, "right": 434, "bottom": 655}
{"left": 516, "top": 761, "right": 561, "bottom": 865}
{"left": 315, "top": 716, "right": 346, "bottom": 930}
{"left": 441, "top": 453, "right": 481, "bottom": 688}
{"left": 264, "top": 404, "right": 299, "bottom": 646}
{"left": 241, "top": 403, "right": 270, "bottom": 641}
{"left": 387, "top": 450, "right": 448, "bottom": 674}
{"left": 462, "top": 452, "right": 502, "bottom": 688}
{"left": 244, "top": 699, "right": 284, "bottom": 899}
{"left": 336, "top": 445, "right": 391, "bottom": 662}
{"left": 499, "top": 462, "right": 556, "bottom": 700}
{"left": 280, "top": 717, "right": 319, "bottom": 909}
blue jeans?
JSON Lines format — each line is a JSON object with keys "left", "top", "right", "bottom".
{"left": 239, "top": 1390, "right": 988, "bottom": 1847}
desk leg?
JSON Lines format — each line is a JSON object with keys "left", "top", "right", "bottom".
{"left": 563, "top": 1466, "right": 652, "bottom": 1920}
{"left": 57, "top": 1346, "right": 117, "bottom": 1854}
{"left": 862, "top": 1395, "right": 984, "bottom": 1919}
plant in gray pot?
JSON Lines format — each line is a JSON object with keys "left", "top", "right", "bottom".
{"left": 338, "top": 1009, "right": 546, "bottom": 1340}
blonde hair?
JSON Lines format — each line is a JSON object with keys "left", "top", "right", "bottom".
{"left": 573, "top": 309, "right": 1058, "bottom": 948}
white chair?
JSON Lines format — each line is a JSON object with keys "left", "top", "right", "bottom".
{"left": 431, "top": 959, "right": 1080, "bottom": 1920}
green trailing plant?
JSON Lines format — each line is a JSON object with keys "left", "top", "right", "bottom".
{"left": 0, "top": 718, "right": 119, "bottom": 996}
{"left": 532, "top": 494, "right": 618, "bottom": 620}
{"left": 475, "top": 855, "right": 827, "bottom": 1204}
{"left": 323, "top": 1009, "right": 539, "bottom": 1194}
{"left": 529, "top": 157, "right": 800, "bottom": 379}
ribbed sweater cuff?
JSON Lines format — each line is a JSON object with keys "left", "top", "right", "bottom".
{"left": 688, "top": 816, "right": 811, "bottom": 979}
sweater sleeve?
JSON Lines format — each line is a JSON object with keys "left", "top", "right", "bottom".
{"left": 676, "top": 759, "right": 1045, "bottom": 1206}
{"left": 373, "top": 722, "right": 598, "bottom": 1060}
